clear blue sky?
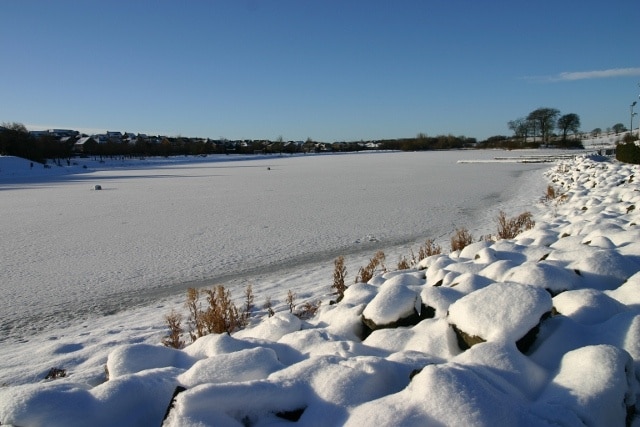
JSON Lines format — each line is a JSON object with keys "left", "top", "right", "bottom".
{"left": 2, "top": 0, "right": 639, "bottom": 141}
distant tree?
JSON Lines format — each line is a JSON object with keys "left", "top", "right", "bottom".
{"left": 527, "top": 107, "right": 560, "bottom": 143}
{"left": 507, "top": 117, "right": 529, "bottom": 142}
{"left": 612, "top": 123, "right": 627, "bottom": 134}
{"left": 0, "top": 122, "right": 41, "bottom": 162}
{"left": 557, "top": 113, "right": 581, "bottom": 141}
{"left": 591, "top": 128, "right": 602, "bottom": 138}
{"left": 1, "top": 122, "right": 28, "bottom": 133}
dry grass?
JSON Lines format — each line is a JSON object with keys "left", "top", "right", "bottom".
{"left": 201, "top": 285, "right": 243, "bottom": 335}
{"left": 242, "top": 284, "right": 254, "bottom": 325}
{"left": 295, "top": 300, "right": 321, "bottom": 319}
{"left": 544, "top": 185, "right": 557, "bottom": 201}
{"left": 185, "top": 287, "right": 205, "bottom": 341}
{"left": 397, "top": 256, "right": 411, "bottom": 270}
{"left": 183, "top": 284, "right": 252, "bottom": 343}
{"left": 263, "top": 296, "right": 275, "bottom": 317}
{"left": 544, "top": 184, "right": 568, "bottom": 203}
{"left": 450, "top": 227, "right": 473, "bottom": 252}
{"left": 332, "top": 256, "right": 348, "bottom": 302}
{"left": 496, "top": 210, "right": 535, "bottom": 240}
{"left": 413, "top": 239, "right": 442, "bottom": 263}
{"left": 162, "top": 310, "right": 185, "bottom": 349}
{"left": 286, "top": 290, "right": 296, "bottom": 313}
{"left": 356, "top": 250, "right": 386, "bottom": 283}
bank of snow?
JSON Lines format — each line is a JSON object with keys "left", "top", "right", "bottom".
{"left": 2, "top": 154, "right": 640, "bottom": 426}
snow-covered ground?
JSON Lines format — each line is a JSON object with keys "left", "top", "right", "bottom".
{"left": 2, "top": 150, "right": 639, "bottom": 426}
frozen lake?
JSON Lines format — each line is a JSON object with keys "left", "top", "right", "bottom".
{"left": 1, "top": 150, "right": 552, "bottom": 342}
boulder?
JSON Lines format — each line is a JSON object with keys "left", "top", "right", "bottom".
{"left": 361, "top": 277, "right": 433, "bottom": 334}
{"left": 448, "top": 282, "right": 553, "bottom": 352}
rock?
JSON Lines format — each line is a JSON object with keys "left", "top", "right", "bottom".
{"left": 448, "top": 282, "right": 553, "bottom": 352}
{"left": 536, "top": 345, "right": 638, "bottom": 426}
{"left": 44, "top": 367, "right": 66, "bottom": 380}
{"left": 361, "top": 276, "right": 434, "bottom": 334}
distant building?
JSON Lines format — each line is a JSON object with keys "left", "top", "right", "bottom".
{"left": 29, "top": 130, "right": 50, "bottom": 138}
{"left": 73, "top": 136, "right": 97, "bottom": 153}
{"left": 106, "top": 131, "right": 123, "bottom": 142}
{"left": 47, "top": 129, "right": 78, "bottom": 138}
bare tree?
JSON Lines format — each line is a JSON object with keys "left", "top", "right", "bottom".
{"left": 507, "top": 117, "right": 530, "bottom": 143}
{"left": 612, "top": 123, "right": 626, "bottom": 134}
{"left": 527, "top": 108, "right": 560, "bottom": 143}
{"left": 557, "top": 113, "right": 581, "bottom": 141}
{"left": 1, "top": 122, "right": 28, "bottom": 133}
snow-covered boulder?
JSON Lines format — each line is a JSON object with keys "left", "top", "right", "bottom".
{"left": 343, "top": 360, "right": 539, "bottom": 426}
{"left": 233, "top": 312, "right": 301, "bottom": 342}
{"left": 566, "top": 248, "right": 640, "bottom": 290}
{"left": 553, "top": 288, "right": 628, "bottom": 324}
{"left": 606, "top": 271, "right": 640, "bottom": 306}
{"left": 361, "top": 276, "right": 431, "bottom": 332}
{"left": 183, "top": 333, "right": 254, "bottom": 359}
{"left": 364, "top": 318, "right": 459, "bottom": 359}
{"left": 106, "top": 343, "right": 196, "bottom": 378}
{"left": 537, "top": 345, "right": 638, "bottom": 426}
{"left": 502, "top": 260, "right": 581, "bottom": 295}
{"left": 448, "top": 282, "right": 553, "bottom": 352}
{"left": 178, "top": 347, "right": 284, "bottom": 387}
{"left": 420, "top": 285, "right": 463, "bottom": 317}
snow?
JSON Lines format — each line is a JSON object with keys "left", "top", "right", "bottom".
{"left": 1, "top": 151, "right": 640, "bottom": 426}
{"left": 361, "top": 274, "right": 423, "bottom": 327}
{"left": 537, "top": 345, "right": 637, "bottom": 427}
{"left": 448, "top": 282, "right": 552, "bottom": 342}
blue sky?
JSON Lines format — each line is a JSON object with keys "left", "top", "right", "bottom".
{"left": 2, "top": 0, "right": 639, "bottom": 141}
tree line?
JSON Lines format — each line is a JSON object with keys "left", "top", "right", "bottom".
{"left": 0, "top": 123, "right": 73, "bottom": 163}
{"left": 377, "top": 133, "right": 477, "bottom": 151}
{"left": 3, "top": 108, "right": 629, "bottom": 164}
{"left": 0, "top": 121, "right": 481, "bottom": 163}
{"left": 506, "top": 107, "right": 582, "bottom": 148}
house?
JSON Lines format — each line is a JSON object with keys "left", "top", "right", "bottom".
{"left": 47, "top": 129, "right": 78, "bottom": 138}
{"left": 123, "top": 132, "right": 137, "bottom": 144}
{"left": 106, "top": 131, "right": 123, "bottom": 142}
{"left": 93, "top": 134, "right": 108, "bottom": 144}
{"left": 29, "top": 130, "right": 50, "bottom": 139}
{"left": 73, "top": 136, "right": 97, "bottom": 153}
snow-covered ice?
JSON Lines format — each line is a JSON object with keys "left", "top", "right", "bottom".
{"left": 0, "top": 150, "right": 547, "bottom": 342}
{"left": 1, "top": 150, "right": 640, "bottom": 426}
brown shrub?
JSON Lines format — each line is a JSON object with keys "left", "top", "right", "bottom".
{"left": 397, "top": 256, "right": 411, "bottom": 270}
{"left": 544, "top": 185, "right": 557, "bottom": 201}
{"left": 184, "top": 285, "right": 245, "bottom": 342}
{"left": 295, "top": 300, "right": 321, "bottom": 319}
{"left": 450, "top": 227, "right": 473, "bottom": 252}
{"left": 332, "top": 256, "right": 348, "bottom": 302}
{"left": 414, "top": 239, "right": 442, "bottom": 263}
{"left": 263, "top": 296, "right": 275, "bottom": 317}
{"left": 356, "top": 250, "right": 386, "bottom": 283}
{"left": 162, "top": 310, "right": 185, "bottom": 349}
{"left": 496, "top": 210, "right": 535, "bottom": 240}
{"left": 286, "top": 290, "right": 296, "bottom": 313}
{"left": 202, "top": 285, "right": 242, "bottom": 335}
{"left": 241, "top": 284, "right": 254, "bottom": 325}
{"left": 544, "top": 185, "right": 568, "bottom": 203}
{"left": 185, "top": 287, "right": 205, "bottom": 342}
